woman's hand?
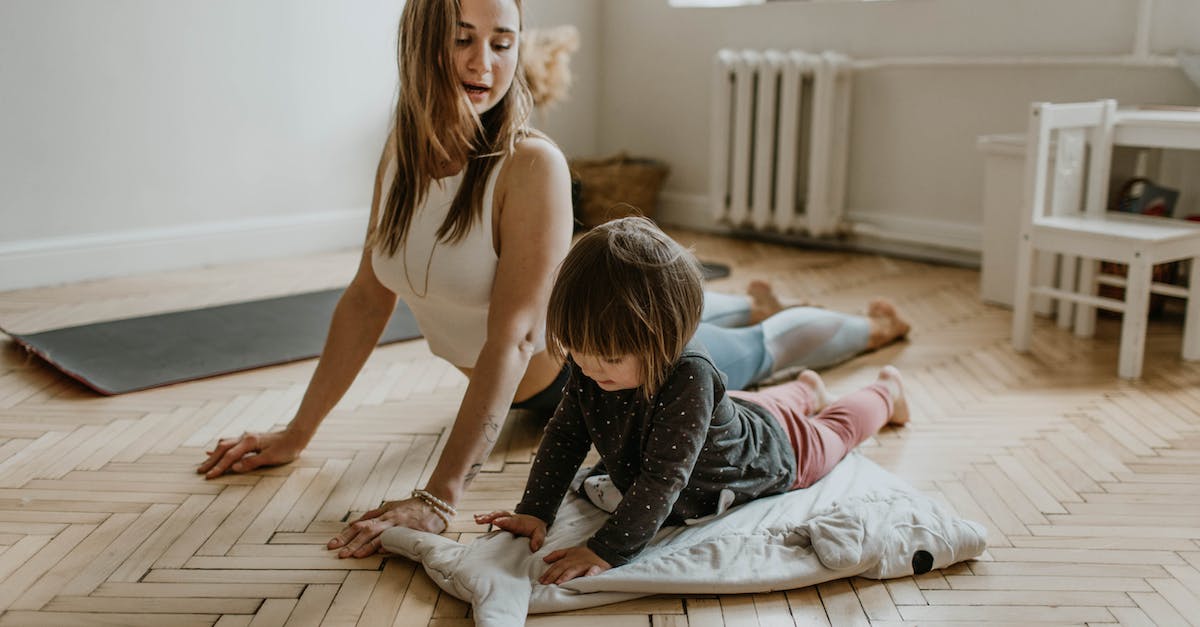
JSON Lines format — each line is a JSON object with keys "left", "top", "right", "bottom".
{"left": 474, "top": 511, "right": 547, "bottom": 551}
{"left": 197, "top": 430, "right": 306, "bottom": 479}
{"left": 327, "top": 497, "right": 446, "bottom": 558}
{"left": 539, "top": 545, "right": 611, "bottom": 585}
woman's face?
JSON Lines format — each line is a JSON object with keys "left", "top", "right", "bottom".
{"left": 454, "top": 0, "right": 520, "bottom": 115}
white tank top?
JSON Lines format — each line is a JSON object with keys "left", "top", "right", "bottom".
{"left": 371, "top": 157, "right": 517, "bottom": 368}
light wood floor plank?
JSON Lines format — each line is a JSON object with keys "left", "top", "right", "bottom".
{"left": 282, "top": 583, "right": 339, "bottom": 627}
{"left": 0, "top": 610, "right": 218, "bottom": 626}
{"left": 10, "top": 513, "right": 140, "bottom": 610}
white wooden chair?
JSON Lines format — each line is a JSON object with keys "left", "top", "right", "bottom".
{"left": 1011, "top": 100, "right": 1200, "bottom": 379}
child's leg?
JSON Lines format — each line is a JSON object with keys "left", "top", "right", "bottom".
{"left": 796, "top": 367, "right": 907, "bottom": 487}
{"left": 733, "top": 367, "right": 906, "bottom": 489}
{"left": 729, "top": 369, "right": 829, "bottom": 416}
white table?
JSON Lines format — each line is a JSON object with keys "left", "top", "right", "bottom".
{"left": 1114, "top": 109, "right": 1200, "bottom": 151}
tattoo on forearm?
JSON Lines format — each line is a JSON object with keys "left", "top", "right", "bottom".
{"left": 465, "top": 415, "right": 502, "bottom": 487}
{"left": 483, "top": 417, "right": 502, "bottom": 444}
{"left": 465, "top": 463, "right": 483, "bottom": 485}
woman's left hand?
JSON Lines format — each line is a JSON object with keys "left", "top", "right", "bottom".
{"left": 327, "top": 497, "right": 446, "bottom": 558}
{"left": 539, "top": 545, "right": 611, "bottom": 585}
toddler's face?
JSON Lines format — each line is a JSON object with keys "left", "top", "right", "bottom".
{"left": 572, "top": 352, "right": 643, "bottom": 392}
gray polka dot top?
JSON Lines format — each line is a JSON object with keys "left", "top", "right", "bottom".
{"left": 514, "top": 340, "right": 797, "bottom": 566}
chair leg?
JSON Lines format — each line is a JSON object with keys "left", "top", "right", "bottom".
{"left": 1033, "top": 254, "right": 1057, "bottom": 317}
{"left": 1057, "top": 254, "right": 1077, "bottom": 329}
{"left": 1074, "top": 257, "right": 1098, "bottom": 338}
{"left": 1118, "top": 256, "right": 1152, "bottom": 379}
{"left": 1184, "top": 258, "right": 1200, "bottom": 361}
{"left": 1012, "top": 235, "right": 1037, "bottom": 353}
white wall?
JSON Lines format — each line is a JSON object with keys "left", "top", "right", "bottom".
{"left": 0, "top": 0, "right": 602, "bottom": 291}
{"left": 4, "top": 0, "right": 1197, "bottom": 290}
{"left": 526, "top": 0, "right": 602, "bottom": 158}
{"left": 596, "top": 0, "right": 1200, "bottom": 255}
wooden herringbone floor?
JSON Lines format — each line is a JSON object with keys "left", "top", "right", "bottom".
{"left": 1, "top": 231, "right": 1198, "bottom": 626}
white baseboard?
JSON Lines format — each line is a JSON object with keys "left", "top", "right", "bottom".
{"left": 0, "top": 209, "right": 369, "bottom": 292}
{"left": 844, "top": 211, "right": 982, "bottom": 254}
{"left": 656, "top": 191, "right": 982, "bottom": 266}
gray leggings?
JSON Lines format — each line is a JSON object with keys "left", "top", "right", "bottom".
{"left": 695, "top": 291, "right": 871, "bottom": 391}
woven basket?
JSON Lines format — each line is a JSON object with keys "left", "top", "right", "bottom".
{"left": 569, "top": 153, "right": 670, "bottom": 228}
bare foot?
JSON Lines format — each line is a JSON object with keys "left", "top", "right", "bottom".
{"left": 876, "top": 365, "right": 909, "bottom": 426}
{"left": 867, "top": 299, "right": 911, "bottom": 350}
{"left": 796, "top": 369, "right": 830, "bottom": 413}
{"left": 747, "top": 280, "right": 817, "bottom": 324}
{"left": 747, "top": 280, "right": 785, "bottom": 324}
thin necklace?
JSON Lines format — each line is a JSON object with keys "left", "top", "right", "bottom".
{"left": 403, "top": 170, "right": 464, "bottom": 298}
{"left": 402, "top": 237, "right": 437, "bottom": 299}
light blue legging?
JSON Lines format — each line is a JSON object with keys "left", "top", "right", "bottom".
{"left": 696, "top": 291, "right": 871, "bottom": 391}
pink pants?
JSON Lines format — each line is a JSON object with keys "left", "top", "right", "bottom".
{"left": 730, "top": 381, "right": 892, "bottom": 489}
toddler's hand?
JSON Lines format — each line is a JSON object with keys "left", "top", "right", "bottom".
{"left": 474, "top": 511, "right": 547, "bottom": 552}
{"left": 540, "top": 545, "right": 611, "bottom": 585}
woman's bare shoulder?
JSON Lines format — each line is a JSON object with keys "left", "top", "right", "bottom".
{"left": 506, "top": 133, "right": 568, "bottom": 175}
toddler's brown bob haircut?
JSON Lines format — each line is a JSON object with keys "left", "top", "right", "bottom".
{"left": 546, "top": 217, "right": 704, "bottom": 398}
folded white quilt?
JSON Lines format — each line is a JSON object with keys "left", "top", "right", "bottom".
{"left": 381, "top": 453, "right": 986, "bottom": 626}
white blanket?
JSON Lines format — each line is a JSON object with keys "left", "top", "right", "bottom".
{"left": 381, "top": 454, "right": 986, "bottom": 626}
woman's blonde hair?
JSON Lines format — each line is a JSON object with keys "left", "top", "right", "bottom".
{"left": 371, "top": 0, "right": 535, "bottom": 255}
{"left": 547, "top": 217, "right": 704, "bottom": 399}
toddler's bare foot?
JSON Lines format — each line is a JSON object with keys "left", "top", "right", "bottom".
{"left": 867, "top": 299, "right": 911, "bottom": 350}
{"left": 876, "top": 365, "right": 909, "bottom": 426}
{"left": 747, "top": 280, "right": 786, "bottom": 324}
{"left": 796, "top": 369, "right": 830, "bottom": 413}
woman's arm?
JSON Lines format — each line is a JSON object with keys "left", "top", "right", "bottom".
{"left": 199, "top": 134, "right": 399, "bottom": 479}
{"left": 329, "top": 136, "right": 574, "bottom": 557}
{"left": 425, "top": 136, "right": 573, "bottom": 501}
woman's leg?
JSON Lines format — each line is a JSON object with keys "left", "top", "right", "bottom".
{"left": 698, "top": 296, "right": 909, "bottom": 390}
{"left": 760, "top": 307, "right": 873, "bottom": 372}
{"left": 696, "top": 307, "right": 872, "bottom": 390}
{"left": 700, "top": 281, "right": 787, "bottom": 327}
{"left": 693, "top": 322, "right": 770, "bottom": 391}
{"left": 700, "top": 291, "right": 754, "bottom": 327}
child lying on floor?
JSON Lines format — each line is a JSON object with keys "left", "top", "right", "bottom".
{"left": 475, "top": 217, "right": 909, "bottom": 585}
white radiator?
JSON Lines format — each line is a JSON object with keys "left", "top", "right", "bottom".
{"left": 709, "top": 50, "right": 853, "bottom": 237}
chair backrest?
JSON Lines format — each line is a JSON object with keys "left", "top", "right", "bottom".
{"left": 1021, "top": 100, "right": 1117, "bottom": 229}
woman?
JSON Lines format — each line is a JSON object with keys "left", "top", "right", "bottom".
{"left": 198, "top": 0, "right": 909, "bottom": 559}
{"left": 201, "top": 0, "right": 571, "bottom": 559}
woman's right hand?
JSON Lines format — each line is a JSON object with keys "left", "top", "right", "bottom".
{"left": 197, "top": 430, "right": 306, "bottom": 479}
{"left": 474, "top": 510, "right": 547, "bottom": 552}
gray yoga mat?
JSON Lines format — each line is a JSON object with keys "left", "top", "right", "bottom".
{"left": 1, "top": 289, "right": 421, "bottom": 395}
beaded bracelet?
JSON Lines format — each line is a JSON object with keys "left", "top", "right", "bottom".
{"left": 412, "top": 489, "right": 455, "bottom": 529}
{"left": 412, "top": 489, "right": 456, "bottom": 515}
